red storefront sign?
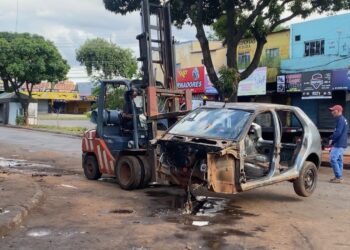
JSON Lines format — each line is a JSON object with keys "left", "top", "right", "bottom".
{"left": 176, "top": 66, "right": 205, "bottom": 93}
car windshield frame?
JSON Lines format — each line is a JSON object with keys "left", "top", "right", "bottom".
{"left": 168, "top": 107, "right": 252, "bottom": 140}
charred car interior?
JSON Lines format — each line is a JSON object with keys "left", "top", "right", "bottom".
{"left": 158, "top": 103, "right": 321, "bottom": 197}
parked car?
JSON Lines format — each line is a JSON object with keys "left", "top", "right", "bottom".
{"left": 158, "top": 102, "right": 322, "bottom": 197}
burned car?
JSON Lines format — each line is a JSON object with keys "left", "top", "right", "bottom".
{"left": 158, "top": 102, "right": 322, "bottom": 197}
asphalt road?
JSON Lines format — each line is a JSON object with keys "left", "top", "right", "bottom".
{"left": 0, "top": 126, "right": 350, "bottom": 250}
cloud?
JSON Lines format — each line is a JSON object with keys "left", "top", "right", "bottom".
{"left": 0, "top": 0, "right": 176, "bottom": 66}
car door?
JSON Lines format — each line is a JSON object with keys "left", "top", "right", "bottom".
{"left": 241, "top": 110, "right": 280, "bottom": 182}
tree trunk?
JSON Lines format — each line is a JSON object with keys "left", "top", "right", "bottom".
{"left": 194, "top": 22, "right": 223, "bottom": 100}
{"left": 231, "top": 78, "right": 239, "bottom": 103}
{"left": 3, "top": 79, "right": 10, "bottom": 92}
{"left": 9, "top": 79, "right": 28, "bottom": 125}
{"left": 225, "top": 1, "right": 237, "bottom": 69}
{"left": 192, "top": 0, "right": 223, "bottom": 100}
{"left": 20, "top": 100, "right": 29, "bottom": 125}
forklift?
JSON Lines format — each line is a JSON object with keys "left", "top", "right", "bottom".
{"left": 82, "top": 0, "right": 192, "bottom": 190}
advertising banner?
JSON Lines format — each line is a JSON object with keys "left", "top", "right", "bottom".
{"left": 276, "top": 75, "right": 286, "bottom": 93}
{"left": 176, "top": 66, "right": 205, "bottom": 94}
{"left": 301, "top": 70, "right": 332, "bottom": 99}
{"left": 29, "top": 92, "right": 80, "bottom": 100}
{"left": 204, "top": 73, "right": 218, "bottom": 95}
{"left": 237, "top": 67, "right": 267, "bottom": 96}
{"left": 332, "top": 68, "right": 350, "bottom": 90}
{"left": 286, "top": 73, "right": 302, "bottom": 92}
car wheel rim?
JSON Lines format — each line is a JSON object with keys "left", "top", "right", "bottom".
{"left": 304, "top": 168, "right": 315, "bottom": 191}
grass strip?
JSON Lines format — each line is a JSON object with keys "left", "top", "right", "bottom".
{"left": 30, "top": 125, "right": 87, "bottom": 136}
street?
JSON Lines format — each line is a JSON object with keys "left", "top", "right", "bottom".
{"left": 0, "top": 126, "right": 350, "bottom": 250}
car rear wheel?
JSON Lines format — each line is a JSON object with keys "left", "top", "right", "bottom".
{"left": 293, "top": 161, "right": 318, "bottom": 197}
{"left": 83, "top": 155, "right": 102, "bottom": 180}
{"left": 115, "top": 156, "right": 142, "bottom": 190}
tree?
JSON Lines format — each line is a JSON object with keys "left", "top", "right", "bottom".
{"left": 103, "top": 0, "right": 350, "bottom": 101}
{"left": 76, "top": 38, "right": 138, "bottom": 110}
{"left": 0, "top": 32, "right": 70, "bottom": 123}
{"left": 76, "top": 38, "right": 137, "bottom": 79}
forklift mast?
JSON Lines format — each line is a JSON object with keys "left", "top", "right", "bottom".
{"left": 137, "top": 0, "right": 192, "bottom": 125}
{"left": 137, "top": 0, "right": 176, "bottom": 89}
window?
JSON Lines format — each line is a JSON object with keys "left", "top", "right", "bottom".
{"left": 238, "top": 52, "right": 250, "bottom": 67}
{"left": 266, "top": 48, "right": 279, "bottom": 59}
{"left": 304, "top": 40, "right": 324, "bottom": 56}
{"left": 169, "top": 108, "right": 252, "bottom": 140}
{"left": 295, "top": 35, "right": 301, "bottom": 41}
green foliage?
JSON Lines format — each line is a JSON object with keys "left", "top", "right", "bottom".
{"left": 0, "top": 32, "right": 70, "bottom": 87}
{"left": 91, "top": 85, "right": 125, "bottom": 110}
{"left": 15, "top": 115, "right": 25, "bottom": 125}
{"left": 103, "top": 0, "right": 350, "bottom": 99}
{"left": 84, "top": 111, "right": 92, "bottom": 119}
{"left": 218, "top": 66, "right": 240, "bottom": 100}
{"left": 76, "top": 38, "right": 137, "bottom": 79}
{"left": 0, "top": 32, "right": 69, "bottom": 124}
{"left": 31, "top": 125, "right": 87, "bottom": 136}
{"left": 105, "top": 86, "right": 125, "bottom": 110}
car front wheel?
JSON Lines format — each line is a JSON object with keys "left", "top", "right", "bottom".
{"left": 293, "top": 161, "right": 318, "bottom": 197}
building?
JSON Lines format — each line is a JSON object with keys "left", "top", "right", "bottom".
{"left": 173, "top": 29, "right": 290, "bottom": 102}
{"left": 280, "top": 13, "right": 350, "bottom": 131}
{"left": 0, "top": 92, "right": 38, "bottom": 125}
{"left": 20, "top": 80, "right": 95, "bottom": 114}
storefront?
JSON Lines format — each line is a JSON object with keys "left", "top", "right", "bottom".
{"left": 176, "top": 66, "right": 218, "bottom": 103}
{"left": 277, "top": 68, "right": 350, "bottom": 132}
{"left": 20, "top": 81, "right": 95, "bottom": 114}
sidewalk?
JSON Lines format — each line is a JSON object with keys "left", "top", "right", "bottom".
{"left": 0, "top": 173, "right": 44, "bottom": 237}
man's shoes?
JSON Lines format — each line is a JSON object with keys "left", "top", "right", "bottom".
{"left": 330, "top": 177, "right": 344, "bottom": 183}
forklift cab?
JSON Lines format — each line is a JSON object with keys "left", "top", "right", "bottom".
{"left": 91, "top": 79, "right": 147, "bottom": 154}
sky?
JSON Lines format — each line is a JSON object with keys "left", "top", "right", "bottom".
{"left": 1, "top": 0, "right": 349, "bottom": 80}
{"left": 0, "top": 0, "right": 197, "bottom": 70}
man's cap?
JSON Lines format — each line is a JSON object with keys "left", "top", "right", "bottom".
{"left": 329, "top": 105, "right": 343, "bottom": 112}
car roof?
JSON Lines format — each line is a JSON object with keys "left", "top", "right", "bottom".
{"left": 203, "top": 102, "right": 299, "bottom": 112}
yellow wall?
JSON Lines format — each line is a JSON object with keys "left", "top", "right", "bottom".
{"left": 173, "top": 30, "right": 290, "bottom": 83}
{"left": 66, "top": 101, "right": 91, "bottom": 114}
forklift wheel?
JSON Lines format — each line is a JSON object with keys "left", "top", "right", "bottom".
{"left": 83, "top": 155, "right": 102, "bottom": 180}
{"left": 116, "top": 156, "right": 142, "bottom": 190}
{"left": 137, "top": 156, "right": 152, "bottom": 188}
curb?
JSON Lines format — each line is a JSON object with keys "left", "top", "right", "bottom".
{"left": 0, "top": 181, "right": 44, "bottom": 237}
{"left": 0, "top": 124, "right": 83, "bottom": 138}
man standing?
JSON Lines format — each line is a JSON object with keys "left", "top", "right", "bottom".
{"left": 329, "top": 105, "right": 348, "bottom": 183}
